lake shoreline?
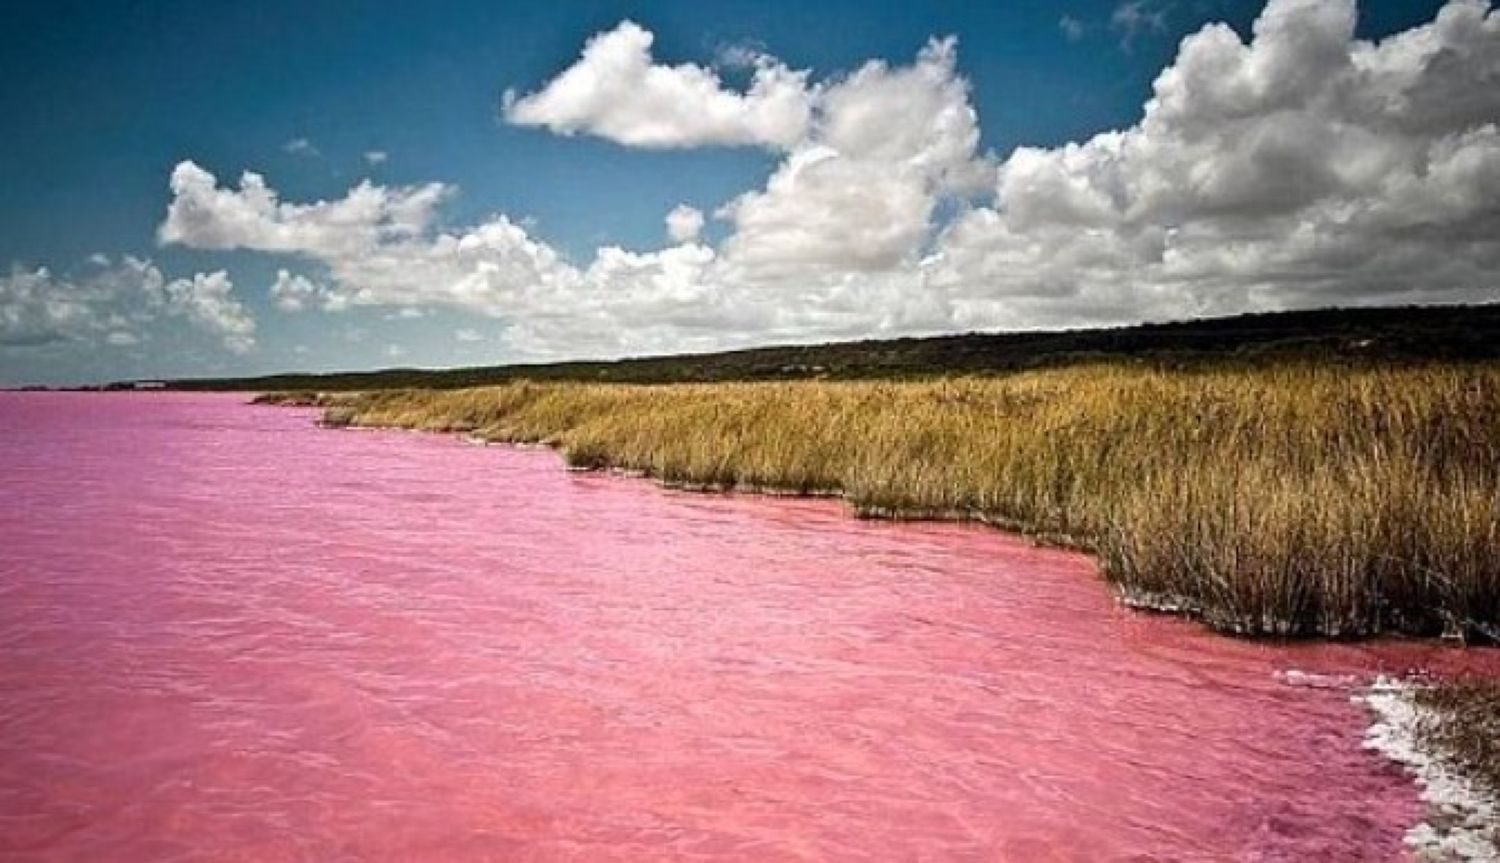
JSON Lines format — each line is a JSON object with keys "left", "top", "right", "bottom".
{"left": 257, "top": 366, "right": 1500, "bottom": 641}
{"left": 258, "top": 378, "right": 1500, "bottom": 853}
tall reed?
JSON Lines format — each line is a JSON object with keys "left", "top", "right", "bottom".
{"left": 277, "top": 362, "right": 1500, "bottom": 638}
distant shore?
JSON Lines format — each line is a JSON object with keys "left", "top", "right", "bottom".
{"left": 125, "top": 302, "right": 1500, "bottom": 394}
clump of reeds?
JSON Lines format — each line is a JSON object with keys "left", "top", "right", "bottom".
{"left": 1415, "top": 680, "right": 1500, "bottom": 794}
{"left": 277, "top": 361, "right": 1500, "bottom": 639}
{"left": 251, "top": 391, "right": 340, "bottom": 407}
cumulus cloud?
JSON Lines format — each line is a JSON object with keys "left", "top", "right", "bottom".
{"left": 157, "top": 270, "right": 256, "bottom": 353}
{"left": 159, "top": 161, "right": 450, "bottom": 257}
{"left": 157, "top": 35, "right": 988, "bottom": 358}
{"left": 502, "top": 21, "right": 814, "bottom": 149}
{"left": 0, "top": 257, "right": 256, "bottom": 353}
{"left": 665, "top": 204, "right": 705, "bottom": 243}
{"left": 1060, "top": 16, "right": 1086, "bottom": 42}
{"left": 719, "top": 37, "right": 987, "bottom": 282}
{"left": 929, "top": 0, "right": 1500, "bottom": 327}
{"left": 364, "top": 150, "right": 388, "bottom": 166}
{"left": 154, "top": 2, "right": 1500, "bottom": 363}
{"left": 0, "top": 266, "right": 104, "bottom": 348}
{"left": 269, "top": 269, "right": 343, "bottom": 312}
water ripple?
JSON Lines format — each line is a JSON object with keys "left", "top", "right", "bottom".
{"left": 2, "top": 392, "right": 1497, "bottom": 861}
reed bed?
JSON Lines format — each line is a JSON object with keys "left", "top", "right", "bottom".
{"left": 268, "top": 361, "right": 1500, "bottom": 639}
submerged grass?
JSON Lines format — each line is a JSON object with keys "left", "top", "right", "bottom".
{"left": 263, "top": 361, "right": 1500, "bottom": 640}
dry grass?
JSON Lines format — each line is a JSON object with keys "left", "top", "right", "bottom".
{"left": 1415, "top": 680, "right": 1500, "bottom": 794}
{"left": 268, "top": 361, "right": 1500, "bottom": 639}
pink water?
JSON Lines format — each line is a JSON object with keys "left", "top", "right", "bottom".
{"left": 2, "top": 393, "right": 1497, "bottom": 861}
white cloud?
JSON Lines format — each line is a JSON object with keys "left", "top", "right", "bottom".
{"left": 0, "top": 266, "right": 106, "bottom": 348}
{"left": 158, "top": 271, "right": 257, "bottom": 353}
{"left": 157, "top": 35, "right": 986, "bottom": 360}
{"left": 665, "top": 204, "right": 705, "bottom": 243}
{"left": 1060, "top": 16, "right": 1086, "bottom": 42}
{"left": 152, "top": 2, "right": 1500, "bottom": 363}
{"left": 719, "top": 37, "right": 987, "bottom": 281}
{"left": 269, "top": 269, "right": 339, "bottom": 312}
{"left": 454, "top": 328, "right": 484, "bottom": 342}
{"left": 0, "top": 257, "right": 255, "bottom": 353}
{"left": 929, "top": 0, "right": 1500, "bottom": 326}
{"left": 283, "top": 137, "right": 320, "bottom": 157}
{"left": 159, "top": 161, "right": 450, "bottom": 257}
{"left": 364, "top": 150, "right": 388, "bottom": 166}
{"left": 160, "top": 160, "right": 575, "bottom": 319}
{"left": 503, "top": 21, "right": 814, "bottom": 149}
{"left": 715, "top": 41, "right": 768, "bottom": 71}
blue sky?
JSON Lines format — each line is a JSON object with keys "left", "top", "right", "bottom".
{"left": 0, "top": 0, "right": 1491, "bottom": 385}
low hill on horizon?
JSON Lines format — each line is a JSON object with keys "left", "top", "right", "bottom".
{"left": 140, "top": 302, "right": 1500, "bottom": 391}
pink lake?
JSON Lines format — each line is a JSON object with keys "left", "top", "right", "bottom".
{"left": 1, "top": 391, "right": 1497, "bottom": 861}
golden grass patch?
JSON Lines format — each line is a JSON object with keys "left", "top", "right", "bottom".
{"left": 273, "top": 362, "right": 1500, "bottom": 638}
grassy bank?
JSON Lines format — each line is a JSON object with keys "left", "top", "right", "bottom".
{"left": 262, "top": 361, "right": 1500, "bottom": 640}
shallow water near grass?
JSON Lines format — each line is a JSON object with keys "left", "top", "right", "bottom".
{"left": 2, "top": 392, "right": 1497, "bottom": 861}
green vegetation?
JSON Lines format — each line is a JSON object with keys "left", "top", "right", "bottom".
{"left": 263, "top": 361, "right": 1500, "bottom": 640}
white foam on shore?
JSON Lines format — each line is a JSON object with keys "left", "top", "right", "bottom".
{"left": 1276, "top": 668, "right": 1360, "bottom": 690}
{"left": 1361, "top": 677, "right": 1499, "bottom": 862}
